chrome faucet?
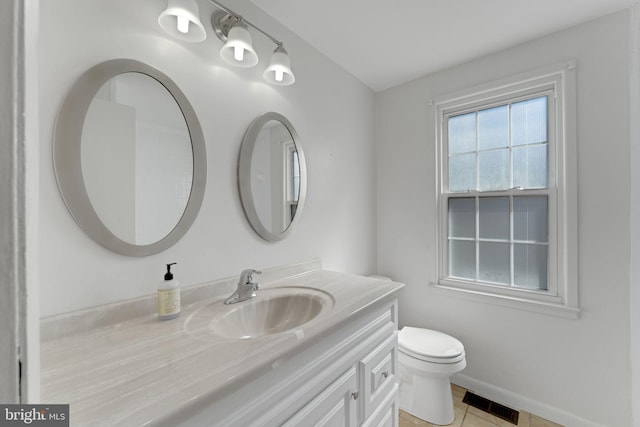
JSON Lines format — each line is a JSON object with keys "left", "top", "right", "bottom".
{"left": 224, "top": 269, "right": 262, "bottom": 304}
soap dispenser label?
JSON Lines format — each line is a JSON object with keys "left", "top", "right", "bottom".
{"left": 158, "top": 289, "right": 180, "bottom": 318}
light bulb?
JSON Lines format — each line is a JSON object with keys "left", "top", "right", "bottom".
{"left": 275, "top": 69, "right": 284, "bottom": 82}
{"left": 234, "top": 46, "right": 245, "bottom": 62}
{"left": 176, "top": 15, "right": 190, "bottom": 34}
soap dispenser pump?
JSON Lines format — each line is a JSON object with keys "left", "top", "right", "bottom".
{"left": 157, "top": 262, "right": 181, "bottom": 320}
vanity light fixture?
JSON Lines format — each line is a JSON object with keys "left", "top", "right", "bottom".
{"left": 158, "top": 0, "right": 207, "bottom": 43}
{"left": 218, "top": 20, "right": 259, "bottom": 68}
{"left": 158, "top": 0, "right": 296, "bottom": 85}
{"left": 263, "top": 45, "right": 295, "bottom": 85}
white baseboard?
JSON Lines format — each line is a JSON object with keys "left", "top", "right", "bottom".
{"left": 452, "top": 374, "right": 603, "bottom": 427}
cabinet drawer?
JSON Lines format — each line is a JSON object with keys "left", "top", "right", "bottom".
{"left": 359, "top": 332, "right": 398, "bottom": 420}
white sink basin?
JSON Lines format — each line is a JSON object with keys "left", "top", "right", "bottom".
{"left": 185, "top": 287, "right": 334, "bottom": 340}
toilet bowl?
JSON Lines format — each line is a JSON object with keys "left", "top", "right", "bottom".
{"left": 398, "top": 326, "right": 466, "bottom": 425}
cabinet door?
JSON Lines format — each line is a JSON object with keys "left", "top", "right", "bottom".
{"left": 283, "top": 366, "right": 358, "bottom": 427}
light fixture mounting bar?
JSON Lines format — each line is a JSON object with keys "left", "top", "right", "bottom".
{"left": 207, "top": 0, "right": 282, "bottom": 47}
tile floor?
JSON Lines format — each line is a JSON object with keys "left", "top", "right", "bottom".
{"left": 399, "top": 384, "right": 563, "bottom": 427}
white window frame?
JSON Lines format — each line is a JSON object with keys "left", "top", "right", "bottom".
{"left": 433, "top": 61, "right": 579, "bottom": 318}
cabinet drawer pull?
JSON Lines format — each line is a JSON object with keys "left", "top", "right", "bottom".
{"left": 351, "top": 390, "right": 359, "bottom": 400}
{"left": 382, "top": 370, "right": 389, "bottom": 379}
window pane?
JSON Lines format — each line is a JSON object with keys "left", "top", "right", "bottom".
{"left": 512, "top": 96, "right": 547, "bottom": 146}
{"left": 478, "top": 242, "right": 510, "bottom": 284}
{"left": 449, "top": 240, "right": 476, "bottom": 280}
{"left": 479, "top": 197, "right": 509, "bottom": 240}
{"left": 449, "top": 198, "right": 475, "bottom": 238}
{"left": 478, "top": 105, "right": 508, "bottom": 150}
{"left": 448, "top": 112, "right": 476, "bottom": 155}
{"left": 513, "top": 196, "right": 548, "bottom": 242}
{"left": 514, "top": 244, "right": 548, "bottom": 290}
{"left": 449, "top": 153, "right": 476, "bottom": 192}
{"left": 513, "top": 144, "right": 548, "bottom": 189}
{"left": 478, "top": 149, "right": 509, "bottom": 191}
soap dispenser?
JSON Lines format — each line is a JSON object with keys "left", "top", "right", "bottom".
{"left": 157, "top": 263, "right": 181, "bottom": 320}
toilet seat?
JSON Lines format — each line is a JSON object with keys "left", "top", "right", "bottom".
{"left": 398, "top": 327, "right": 465, "bottom": 364}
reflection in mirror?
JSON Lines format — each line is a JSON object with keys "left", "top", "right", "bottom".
{"left": 239, "top": 113, "right": 306, "bottom": 242}
{"left": 82, "top": 73, "right": 193, "bottom": 245}
{"left": 53, "top": 59, "right": 206, "bottom": 256}
{"left": 251, "top": 120, "right": 299, "bottom": 234}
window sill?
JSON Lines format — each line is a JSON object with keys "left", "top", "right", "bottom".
{"left": 431, "top": 281, "right": 580, "bottom": 319}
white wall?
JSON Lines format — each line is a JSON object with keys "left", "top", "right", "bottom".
{"left": 376, "top": 10, "right": 631, "bottom": 427}
{"left": 39, "top": 0, "right": 376, "bottom": 317}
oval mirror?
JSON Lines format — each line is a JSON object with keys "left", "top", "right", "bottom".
{"left": 53, "top": 59, "right": 207, "bottom": 256}
{"left": 238, "top": 113, "right": 307, "bottom": 241}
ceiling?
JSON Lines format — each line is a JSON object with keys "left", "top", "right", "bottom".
{"left": 250, "top": 0, "right": 634, "bottom": 92}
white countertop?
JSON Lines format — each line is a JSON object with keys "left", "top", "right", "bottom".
{"left": 40, "top": 264, "right": 403, "bottom": 426}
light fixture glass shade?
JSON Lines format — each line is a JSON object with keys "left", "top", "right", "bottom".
{"left": 219, "top": 22, "right": 259, "bottom": 68}
{"left": 263, "top": 46, "right": 295, "bottom": 86}
{"left": 158, "top": 0, "right": 206, "bottom": 43}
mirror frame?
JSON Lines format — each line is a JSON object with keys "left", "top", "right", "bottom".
{"left": 238, "top": 112, "right": 307, "bottom": 242}
{"left": 53, "top": 59, "right": 207, "bottom": 256}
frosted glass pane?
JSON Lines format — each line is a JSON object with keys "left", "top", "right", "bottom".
{"left": 448, "top": 113, "right": 476, "bottom": 155}
{"left": 513, "top": 145, "right": 547, "bottom": 189}
{"left": 479, "top": 197, "right": 509, "bottom": 240}
{"left": 449, "top": 153, "right": 476, "bottom": 192}
{"left": 449, "top": 240, "right": 476, "bottom": 280}
{"left": 449, "top": 198, "right": 475, "bottom": 238}
{"left": 514, "top": 244, "right": 548, "bottom": 290}
{"left": 513, "top": 196, "right": 548, "bottom": 242}
{"left": 478, "top": 242, "right": 510, "bottom": 284}
{"left": 478, "top": 105, "right": 508, "bottom": 150}
{"left": 511, "top": 97, "right": 547, "bottom": 146}
{"left": 478, "top": 149, "right": 509, "bottom": 191}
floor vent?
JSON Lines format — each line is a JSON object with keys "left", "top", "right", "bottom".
{"left": 463, "top": 391, "right": 519, "bottom": 425}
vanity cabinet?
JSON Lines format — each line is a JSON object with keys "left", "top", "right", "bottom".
{"left": 176, "top": 298, "right": 399, "bottom": 427}
{"left": 285, "top": 332, "right": 399, "bottom": 427}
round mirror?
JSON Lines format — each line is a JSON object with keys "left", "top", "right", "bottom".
{"left": 53, "top": 59, "right": 207, "bottom": 256}
{"left": 238, "top": 113, "right": 307, "bottom": 241}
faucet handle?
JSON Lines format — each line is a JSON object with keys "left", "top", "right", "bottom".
{"left": 240, "top": 269, "right": 262, "bottom": 285}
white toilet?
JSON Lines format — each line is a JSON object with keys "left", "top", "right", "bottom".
{"left": 398, "top": 326, "right": 466, "bottom": 425}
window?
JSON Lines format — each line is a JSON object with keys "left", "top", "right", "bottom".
{"left": 435, "top": 63, "right": 578, "bottom": 317}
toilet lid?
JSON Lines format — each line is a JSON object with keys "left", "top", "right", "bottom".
{"left": 398, "top": 327, "right": 464, "bottom": 361}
